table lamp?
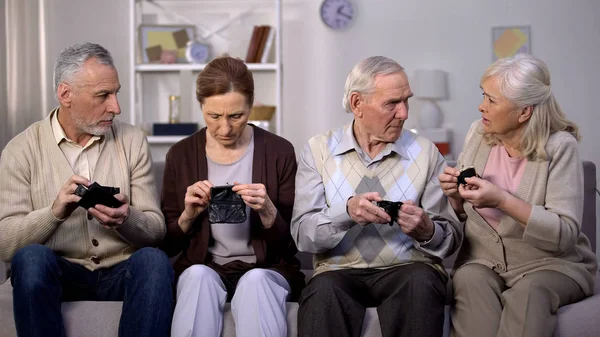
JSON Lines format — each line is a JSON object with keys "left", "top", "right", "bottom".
{"left": 412, "top": 69, "right": 448, "bottom": 129}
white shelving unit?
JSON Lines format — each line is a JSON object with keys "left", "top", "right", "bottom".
{"left": 135, "top": 63, "right": 278, "bottom": 72}
{"left": 128, "top": 0, "right": 283, "bottom": 147}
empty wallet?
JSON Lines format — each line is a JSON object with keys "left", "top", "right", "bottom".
{"left": 376, "top": 200, "right": 403, "bottom": 226}
{"left": 457, "top": 166, "right": 479, "bottom": 186}
{"left": 208, "top": 185, "right": 247, "bottom": 224}
{"left": 75, "top": 182, "right": 122, "bottom": 209}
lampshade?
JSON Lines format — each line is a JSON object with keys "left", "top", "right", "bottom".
{"left": 412, "top": 70, "right": 448, "bottom": 100}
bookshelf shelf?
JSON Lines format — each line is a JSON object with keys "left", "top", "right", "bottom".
{"left": 128, "top": 0, "right": 282, "bottom": 161}
{"left": 147, "top": 135, "right": 186, "bottom": 144}
{"left": 135, "top": 63, "right": 278, "bottom": 72}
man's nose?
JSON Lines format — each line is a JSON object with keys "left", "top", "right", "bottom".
{"left": 108, "top": 94, "right": 121, "bottom": 115}
{"left": 395, "top": 102, "right": 408, "bottom": 119}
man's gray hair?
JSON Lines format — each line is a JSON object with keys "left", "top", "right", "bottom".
{"left": 53, "top": 42, "right": 114, "bottom": 100}
{"left": 342, "top": 56, "right": 405, "bottom": 113}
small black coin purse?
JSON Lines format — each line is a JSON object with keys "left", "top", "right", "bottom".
{"left": 208, "top": 185, "right": 247, "bottom": 224}
{"left": 457, "top": 166, "right": 478, "bottom": 186}
{"left": 376, "top": 200, "right": 403, "bottom": 226}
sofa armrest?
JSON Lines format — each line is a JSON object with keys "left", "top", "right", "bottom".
{"left": 581, "top": 161, "right": 596, "bottom": 254}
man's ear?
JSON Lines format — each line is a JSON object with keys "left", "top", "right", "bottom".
{"left": 349, "top": 92, "right": 363, "bottom": 117}
{"left": 518, "top": 105, "right": 533, "bottom": 123}
{"left": 57, "top": 83, "right": 72, "bottom": 107}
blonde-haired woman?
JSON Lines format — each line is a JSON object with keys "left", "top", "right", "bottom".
{"left": 439, "top": 53, "right": 597, "bottom": 337}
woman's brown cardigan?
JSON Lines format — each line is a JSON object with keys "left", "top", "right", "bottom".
{"left": 159, "top": 125, "right": 305, "bottom": 299}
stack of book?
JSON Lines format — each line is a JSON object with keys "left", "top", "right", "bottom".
{"left": 245, "top": 25, "right": 275, "bottom": 63}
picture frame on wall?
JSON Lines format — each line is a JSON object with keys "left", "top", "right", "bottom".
{"left": 138, "top": 24, "right": 195, "bottom": 64}
{"left": 492, "top": 26, "right": 531, "bottom": 61}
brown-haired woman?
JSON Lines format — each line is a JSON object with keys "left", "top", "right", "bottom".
{"left": 160, "top": 57, "right": 304, "bottom": 337}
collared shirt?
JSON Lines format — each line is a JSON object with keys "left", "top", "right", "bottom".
{"left": 330, "top": 121, "right": 409, "bottom": 168}
{"left": 51, "top": 109, "right": 103, "bottom": 180}
{"left": 292, "top": 121, "right": 461, "bottom": 276}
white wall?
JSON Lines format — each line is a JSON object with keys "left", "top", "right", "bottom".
{"left": 281, "top": 0, "right": 600, "bottom": 162}
{"left": 41, "top": 0, "right": 131, "bottom": 122}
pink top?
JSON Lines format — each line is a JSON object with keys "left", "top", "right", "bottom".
{"left": 475, "top": 145, "right": 527, "bottom": 230}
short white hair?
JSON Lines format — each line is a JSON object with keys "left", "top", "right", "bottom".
{"left": 342, "top": 56, "right": 405, "bottom": 113}
{"left": 53, "top": 42, "right": 115, "bottom": 100}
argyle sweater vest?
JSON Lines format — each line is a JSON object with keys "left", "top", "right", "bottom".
{"left": 308, "top": 124, "right": 441, "bottom": 275}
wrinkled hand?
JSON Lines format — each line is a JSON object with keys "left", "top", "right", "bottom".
{"left": 347, "top": 192, "right": 390, "bottom": 226}
{"left": 88, "top": 194, "right": 130, "bottom": 229}
{"left": 397, "top": 200, "right": 435, "bottom": 242}
{"left": 232, "top": 183, "right": 272, "bottom": 212}
{"left": 438, "top": 166, "right": 462, "bottom": 201}
{"left": 232, "top": 183, "right": 277, "bottom": 227}
{"left": 51, "top": 175, "right": 90, "bottom": 220}
{"left": 181, "top": 180, "right": 213, "bottom": 224}
{"left": 459, "top": 176, "right": 507, "bottom": 208}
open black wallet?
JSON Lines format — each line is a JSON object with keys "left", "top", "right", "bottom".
{"left": 208, "top": 185, "right": 247, "bottom": 224}
{"left": 75, "top": 182, "right": 123, "bottom": 209}
{"left": 376, "top": 200, "right": 403, "bottom": 226}
{"left": 457, "top": 166, "right": 479, "bottom": 186}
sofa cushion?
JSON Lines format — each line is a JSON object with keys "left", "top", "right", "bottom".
{"left": 554, "top": 271, "right": 600, "bottom": 337}
{"left": 0, "top": 281, "right": 16, "bottom": 337}
{"left": 62, "top": 301, "right": 121, "bottom": 337}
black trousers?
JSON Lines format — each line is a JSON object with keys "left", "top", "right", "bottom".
{"left": 298, "top": 263, "right": 447, "bottom": 337}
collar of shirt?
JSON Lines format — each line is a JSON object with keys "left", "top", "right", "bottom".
{"left": 51, "top": 108, "right": 103, "bottom": 149}
{"left": 332, "top": 121, "right": 410, "bottom": 164}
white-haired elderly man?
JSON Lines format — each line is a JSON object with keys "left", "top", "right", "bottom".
{"left": 292, "top": 56, "right": 462, "bottom": 337}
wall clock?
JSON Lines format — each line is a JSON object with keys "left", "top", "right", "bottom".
{"left": 185, "top": 41, "right": 210, "bottom": 63}
{"left": 320, "top": 0, "right": 354, "bottom": 30}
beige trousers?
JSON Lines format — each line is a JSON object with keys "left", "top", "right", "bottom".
{"left": 451, "top": 263, "right": 585, "bottom": 337}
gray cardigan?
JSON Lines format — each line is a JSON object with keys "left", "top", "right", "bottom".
{"left": 454, "top": 120, "right": 597, "bottom": 295}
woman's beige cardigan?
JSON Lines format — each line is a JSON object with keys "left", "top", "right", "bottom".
{"left": 454, "top": 120, "right": 597, "bottom": 296}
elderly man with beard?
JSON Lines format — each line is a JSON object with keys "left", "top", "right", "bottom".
{"left": 0, "top": 42, "right": 173, "bottom": 337}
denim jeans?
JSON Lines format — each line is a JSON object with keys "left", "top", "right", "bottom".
{"left": 10, "top": 244, "right": 174, "bottom": 337}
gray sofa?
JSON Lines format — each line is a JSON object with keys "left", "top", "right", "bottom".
{"left": 1, "top": 160, "right": 599, "bottom": 337}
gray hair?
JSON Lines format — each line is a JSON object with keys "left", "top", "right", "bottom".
{"left": 481, "top": 53, "right": 579, "bottom": 161}
{"left": 342, "top": 56, "right": 405, "bottom": 113}
{"left": 53, "top": 42, "right": 115, "bottom": 100}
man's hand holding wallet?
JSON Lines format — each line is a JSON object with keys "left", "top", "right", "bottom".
{"left": 50, "top": 175, "right": 129, "bottom": 229}
{"left": 82, "top": 184, "right": 130, "bottom": 229}
{"left": 75, "top": 182, "right": 123, "bottom": 209}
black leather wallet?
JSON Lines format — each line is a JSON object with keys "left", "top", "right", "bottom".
{"left": 75, "top": 182, "right": 123, "bottom": 209}
{"left": 376, "top": 200, "right": 403, "bottom": 226}
{"left": 208, "top": 185, "right": 247, "bottom": 224}
{"left": 457, "top": 166, "right": 478, "bottom": 186}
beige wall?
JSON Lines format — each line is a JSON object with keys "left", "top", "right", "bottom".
{"left": 41, "top": 0, "right": 131, "bottom": 122}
